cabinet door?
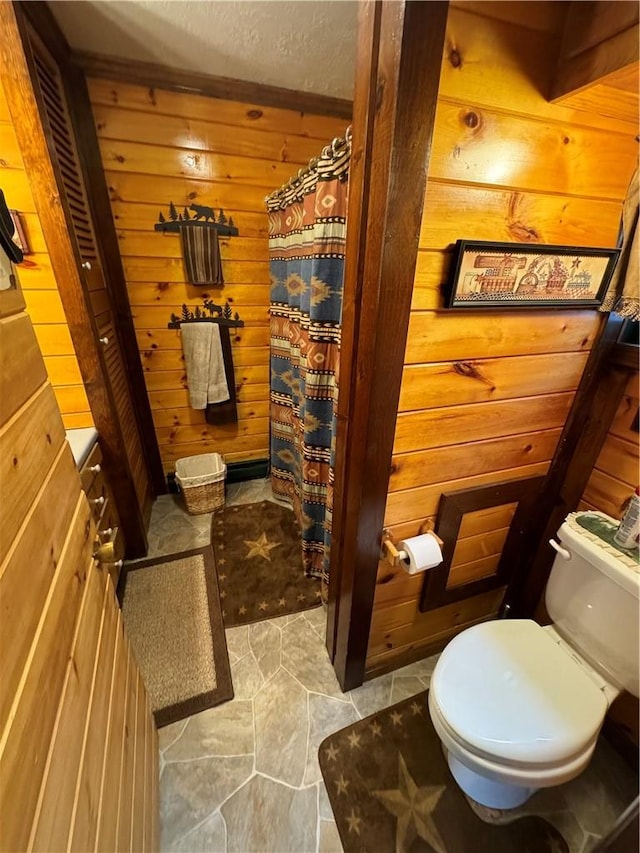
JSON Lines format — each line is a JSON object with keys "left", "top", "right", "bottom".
{"left": 18, "top": 20, "right": 152, "bottom": 554}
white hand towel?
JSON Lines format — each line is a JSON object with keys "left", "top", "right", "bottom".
{"left": 181, "top": 322, "right": 230, "bottom": 409}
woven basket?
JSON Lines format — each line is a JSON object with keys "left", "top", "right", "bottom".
{"left": 181, "top": 478, "right": 225, "bottom": 515}
{"left": 175, "top": 452, "right": 226, "bottom": 515}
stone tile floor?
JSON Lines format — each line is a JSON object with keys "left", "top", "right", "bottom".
{"left": 142, "top": 480, "right": 637, "bottom": 853}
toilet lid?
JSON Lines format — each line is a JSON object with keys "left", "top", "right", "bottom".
{"left": 431, "top": 620, "right": 607, "bottom": 765}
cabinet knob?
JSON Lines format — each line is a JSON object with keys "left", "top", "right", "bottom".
{"left": 99, "top": 336, "right": 109, "bottom": 346}
{"left": 82, "top": 261, "right": 92, "bottom": 270}
{"left": 90, "top": 463, "right": 101, "bottom": 474}
{"left": 91, "top": 496, "right": 105, "bottom": 506}
{"left": 93, "top": 527, "right": 122, "bottom": 567}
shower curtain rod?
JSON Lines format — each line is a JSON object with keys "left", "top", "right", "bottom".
{"left": 265, "top": 125, "right": 352, "bottom": 204}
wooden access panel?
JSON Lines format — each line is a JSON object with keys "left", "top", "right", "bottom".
{"left": 0, "top": 163, "right": 157, "bottom": 853}
{"left": 420, "top": 476, "right": 545, "bottom": 612}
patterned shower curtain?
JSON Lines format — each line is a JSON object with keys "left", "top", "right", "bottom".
{"left": 266, "top": 135, "right": 350, "bottom": 584}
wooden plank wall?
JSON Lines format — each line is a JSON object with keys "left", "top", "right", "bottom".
{"left": 86, "top": 78, "right": 347, "bottom": 474}
{"left": 581, "top": 370, "right": 639, "bottom": 518}
{"left": 0, "top": 273, "right": 157, "bottom": 850}
{"left": 579, "top": 364, "right": 640, "bottom": 752}
{"left": 0, "top": 79, "right": 94, "bottom": 430}
{"left": 366, "top": 1, "right": 639, "bottom": 673}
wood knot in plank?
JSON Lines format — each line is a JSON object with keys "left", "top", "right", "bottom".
{"left": 508, "top": 221, "right": 540, "bottom": 242}
{"left": 453, "top": 361, "right": 494, "bottom": 389}
{"left": 463, "top": 111, "right": 479, "bottom": 129}
{"left": 247, "top": 109, "right": 263, "bottom": 120}
{"left": 507, "top": 193, "right": 540, "bottom": 242}
{"left": 448, "top": 46, "right": 463, "bottom": 69}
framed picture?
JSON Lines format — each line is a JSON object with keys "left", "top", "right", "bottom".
{"left": 446, "top": 240, "right": 620, "bottom": 309}
{"left": 9, "top": 210, "right": 30, "bottom": 255}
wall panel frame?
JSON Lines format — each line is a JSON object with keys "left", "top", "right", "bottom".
{"left": 420, "top": 476, "right": 544, "bottom": 611}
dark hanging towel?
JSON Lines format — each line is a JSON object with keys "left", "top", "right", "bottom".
{"left": 180, "top": 225, "right": 224, "bottom": 286}
{"left": 206, "top": 325, "right": 238, "bottom": 425}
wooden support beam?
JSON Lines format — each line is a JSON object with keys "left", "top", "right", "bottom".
{"left": 326, "top": 0, "right": 449, "bottom": 691}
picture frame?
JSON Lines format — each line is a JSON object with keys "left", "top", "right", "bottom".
{"left": 446, "top": 240, "right": 620, "bottom": 309}
{"left": 9, "top": 210, "right": 30, "bottom": 255}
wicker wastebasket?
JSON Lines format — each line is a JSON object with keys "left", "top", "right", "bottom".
{"left": 175, "top": 453, "right": 226, "bottom": 514}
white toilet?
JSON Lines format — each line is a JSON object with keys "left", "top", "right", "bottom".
{"left": 428, "top": 512, "right": 640, "bottom": 810}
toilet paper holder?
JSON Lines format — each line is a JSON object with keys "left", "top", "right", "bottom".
{"left": 381, "top": 526, "right": 444, "bottom": 567}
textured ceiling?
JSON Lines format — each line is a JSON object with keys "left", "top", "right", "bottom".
{"left": 49, "top": 0, "right": 358, "bottom": 99}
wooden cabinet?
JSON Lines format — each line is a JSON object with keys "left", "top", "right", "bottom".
{"left": 0, "top": 242, "right": 158, "bottom": 850}
{"left": 80, "top": 440, "right": 125, "bottom": 587}
{"left": 3, "top": 2, "right": 164, "bottom": 559}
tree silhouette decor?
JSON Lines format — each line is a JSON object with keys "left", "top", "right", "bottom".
{"left": 167, "top": 300, "right": 244, "bottom": 329}
{"left": 153, "top": 201, "right": 239, "bottom": 236}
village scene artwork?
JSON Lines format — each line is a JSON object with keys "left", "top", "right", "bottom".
{"left": 448, "top": 241, "right": 618, "bottom": 308}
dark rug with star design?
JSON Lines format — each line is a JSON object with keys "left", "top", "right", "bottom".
{"left": 211, "top": 500, "right": 322, "bottom": 627}
{"left": 319, "top": 690, "right": 569, "bottom": 853}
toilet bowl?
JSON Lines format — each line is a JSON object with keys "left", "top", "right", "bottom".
{"left": 427, "top": 512, "right": 640, "bottom": 810}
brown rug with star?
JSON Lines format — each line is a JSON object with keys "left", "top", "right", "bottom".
{"left": 211, "top": 500, "right": 322, "bottom": 627}
{"left": 319, "top": 690, "right": 569, "bottom": 853}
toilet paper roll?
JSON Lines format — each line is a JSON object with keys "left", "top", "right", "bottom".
{"left": 398, "top": 533, "right": 443, "bottom": 575}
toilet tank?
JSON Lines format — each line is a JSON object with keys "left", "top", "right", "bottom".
{"left": 545, "top": 513, "right": 640, "bottom": 696}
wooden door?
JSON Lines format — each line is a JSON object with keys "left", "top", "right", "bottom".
{"left": 0, "top": 267, "right": 158, "bottom": 850}
{"left": 3, "top": 5, "right": 156, "bottom": 557}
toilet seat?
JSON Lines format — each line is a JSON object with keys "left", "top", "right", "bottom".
{"left": 430, "top": 619, "right": 607, "bottom": 768}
